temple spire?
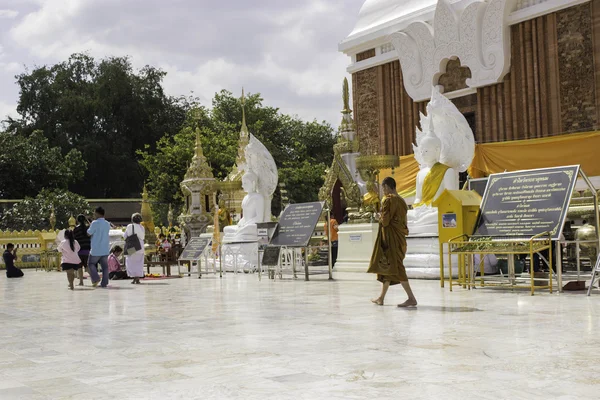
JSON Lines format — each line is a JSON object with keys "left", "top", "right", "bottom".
{"left": 240, "top": 87, "right": 248, "bottom": 137}
{"left": 342, "top": 77, "right": 352, "bottom": 115}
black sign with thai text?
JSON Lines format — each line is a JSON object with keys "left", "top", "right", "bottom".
{"left": 178, "top": 237, "right": 212, "bottom": 261}
{"left": 474, "top": 166, "right": 579, "bottom": 240}
{"left": 261, "top": 246, "right": 281, "bottom": 266}
{"left": 270, "top": 202, "right": 325, "bottom": 247}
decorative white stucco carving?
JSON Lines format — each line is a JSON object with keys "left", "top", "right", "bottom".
{"left": 389, "top": 0, "right": 516, "bottom": 101}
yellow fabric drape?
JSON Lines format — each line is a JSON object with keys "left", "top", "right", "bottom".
{"left": 414, "top": 162, "right": 450, "bottom": 207}
{"left": 379, "top": 154, "right": 419, "bottom": 199}
{"left": 380, "top": 130, "right": 600, "bottom": 196}
{"left": 469, "top": 131, "right": 600, "bottom": 178}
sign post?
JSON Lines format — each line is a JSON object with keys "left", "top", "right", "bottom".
{"left": 178, "top": 237, "right": 213, "bottom": 278}
{"left": 270, "top": 201, "right": 327, "bottom": 281}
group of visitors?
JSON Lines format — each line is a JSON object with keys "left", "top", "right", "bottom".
{"left": 57, "top": 207, "right": 146, "bottom": 288}
{"left": 2, "top": 207, "right": 147, "bottom": 289}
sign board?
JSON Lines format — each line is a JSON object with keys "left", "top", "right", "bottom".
{"left": 349, "top": 234, "right": 362, "bottom": 242}
{"left": 474, "top": 165, "right": 579, "bottom": 240}
{"left": 270, "top": 202, "right": 325, "bottom": 247}
{"left": 468, "top": 178, "right": 489, "bottom": 197}
{"left": 261, "top": 246, "right": 281, "bottom": 266}
{"left": 178, "top": 237, "right": 212, "bottom": 261}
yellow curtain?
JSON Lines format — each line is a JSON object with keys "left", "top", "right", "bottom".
{"left": 469, "top": 130, "right": 600, "bottom": 178}
{"left": 379, "top": 154, "right": 419, "bottom": 198}
{"left": 379, "top": 131, "right": 600, "bottom": 195}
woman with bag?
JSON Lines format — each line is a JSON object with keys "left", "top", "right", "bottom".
{"left": 367, "top": 177, "right": 417, "bottom": 307}
{"left": 123, "top": 213, "right": 145, "bottom": 284}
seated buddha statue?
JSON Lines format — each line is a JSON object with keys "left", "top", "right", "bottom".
{"left": 217, "top": 196, "right": 232, "bottom": 232}
{"left": 408, "top": 129, "right": 457, "bottom": 236}
{"left": 223, "top": 171, "right": 264, "bottom": 243}
{"left": 362, "top": 181, "right": 381, "bottom": 214}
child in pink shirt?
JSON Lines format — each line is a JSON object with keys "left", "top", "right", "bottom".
{"left": 58, "top": 230, "right": 82, "bottom": 290}
{"left": 108, "top": 246, "right": 128, "bottom": 280}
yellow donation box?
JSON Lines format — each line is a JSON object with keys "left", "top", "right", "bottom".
{"left": 433, "top": 190, "right": 482, "bottom": 287}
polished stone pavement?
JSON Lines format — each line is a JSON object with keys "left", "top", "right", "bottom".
{"left": 0, "top": 270, "right": 598, "bottom": 399}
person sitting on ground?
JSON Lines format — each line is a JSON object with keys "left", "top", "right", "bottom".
{"left": 3, "top": 243, "right": 24, "bottom": 278}
{"left": 473, "top": 254, "right": 499, "bottom": 276}
{"left": 108, "top": 246, "right": 128, "bottom": 280}
{"left": 58, "top": 230, "right": 82, "bottom": 290}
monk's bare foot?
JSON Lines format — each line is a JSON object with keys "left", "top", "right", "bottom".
{"left": 397, "top": 299, "right": 417, "bottom": 308}
{"left": 371, "top": 298, "right": 384, "bottom": 306}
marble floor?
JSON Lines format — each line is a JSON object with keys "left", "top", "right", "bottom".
{"left": 0, "top": 270, "right": 599, "bottom": 400}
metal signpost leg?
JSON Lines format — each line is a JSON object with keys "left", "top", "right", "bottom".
{"left": 556, "top": 242, "right": 563, "bottom": 293}
{"left": 304, "top": 247, "right": 310, "bottom": 282}
{"left": 219, "top": 244, "right": 223, "bottom": 278}
{"left": 257, "top": 246, "right": 261, "bottom": 282}
{"left": 327, "top": 208, "right": 333, "bottom": 280}
{"left": 587, "top": 255, "right": 600, "bottom": 296}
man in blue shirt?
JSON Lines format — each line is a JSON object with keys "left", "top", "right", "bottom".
{"left": 87, "top": 207, "right": 111, "bottom": 287}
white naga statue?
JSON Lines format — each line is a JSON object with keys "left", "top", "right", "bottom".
{"left": 408, "top": 88, "right": 475, "bottom": 236}
{"left": 223, "top": 134, "right": 278, "bottom": 243}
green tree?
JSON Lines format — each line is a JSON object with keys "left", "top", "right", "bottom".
{"left": 6, "top": 53, "right": 190, "bottom": 198}
{"left": 139, "top": 90, "right": 337, "bottom": 224}
{"left": 0, "top": 189, "right": 91, "bottom": 231}
{"left": 0, "top": 130, "right": 87, "bottom": 199}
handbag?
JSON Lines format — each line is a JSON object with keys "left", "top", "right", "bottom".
{"left": 124, "top": 224, "right": 142, "bottom": 256}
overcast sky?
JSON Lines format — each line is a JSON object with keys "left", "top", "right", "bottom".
{"left": 0, "top": 0, "right": 364, "bottom": 129}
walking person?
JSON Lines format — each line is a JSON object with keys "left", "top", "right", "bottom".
{"left": 3, "top": 244, "right": 24, "bottom": 278}
{"left": 368, "top": 177, "right": 417, "bottom": 307}
{"left": 124, "top": 213, "right": 145, "bottom": 284}
{"left": 87, "top": 207, "right": 111, "bottom": 288}
{"left": 58, "top": 230, "right": 82, "bottom": 290}
{"left": 73, "top": 214, "right": 91, "bottom": 286}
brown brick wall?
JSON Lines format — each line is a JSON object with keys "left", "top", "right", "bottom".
{"left": 353, "top": 67, "right": 380, "bottom": 155}
{"left": 356, "top": 49, "right": 376, "bottom": 62}
{"left": 557, "top": 3, "right": 598, "bottom": 132}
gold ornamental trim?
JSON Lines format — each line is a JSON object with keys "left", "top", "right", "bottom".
{"left": 355, "top": 155, "right": 400, "bottom": 170}
{"left": 215, "top": 181, "right": 243, "bottom": 192}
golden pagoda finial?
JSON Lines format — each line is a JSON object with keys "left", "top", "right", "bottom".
{"left": 195, "top": 130, "right": 204, "bottom": 158}
{"left": 142, "top": 184, "right": 149, "bottom": 201}
{"left": 342, "top": 77, "right": 351, "bottom": 115}
{"left": 241, "top": 87, "right": 248, "bottom": 136}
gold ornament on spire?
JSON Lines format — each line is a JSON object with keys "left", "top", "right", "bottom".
{"left": 226, "top": 88, "right": 250, "bottom": 182}
{"left": 342, "top": 77, "right": 352, "bottom": 115}
{"left": 184, "top": 118, "right": 214, "bottom": 180}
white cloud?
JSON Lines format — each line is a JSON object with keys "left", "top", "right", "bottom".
{"left": 0, "top": 9, "right": 19, "bottom": 19}
{"left": 0, "top": 100, "right": 17, "bottom": 121}
{"left": 2, "top": 0, "right": 363, "bottom": 127}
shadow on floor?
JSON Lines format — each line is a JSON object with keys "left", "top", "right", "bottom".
{"left": 400, "top": 305, "right": 483, "bottom": 313}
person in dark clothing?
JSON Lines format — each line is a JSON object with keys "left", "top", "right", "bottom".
{"left": 3, "top": 243, "right": 24, "bottom": 278}
{"left": 73, "top": 214, "right": 91, "bottom": 286}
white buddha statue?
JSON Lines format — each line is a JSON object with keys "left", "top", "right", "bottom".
{"left": 223, "top": 171, "right": 264, "bottom": 243}
{"left": 407, "top": 87, "right": 475, "bottom": 236}
{"left": 408, "top": 129, "right": 457, "bottom": 236}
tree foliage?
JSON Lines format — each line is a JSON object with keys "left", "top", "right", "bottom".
{"left": 0, "top": 189, "right": 91, "bottom": 231}
{"left": 0, "top": 130, "right": 87, "bottom": 199}
{"left": 6, "top": 53, "right": 190, "bottom": 198}
{"left": 139, "top": 90, "right": 337, "bottom": 224}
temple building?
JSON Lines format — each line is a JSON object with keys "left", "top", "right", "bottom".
{"left": 340, "top": 0, "right": 600, "bottom": 193}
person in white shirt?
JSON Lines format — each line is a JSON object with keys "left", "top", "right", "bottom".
{"left": 123, "top": 213, "right": 146, "bottom": 284}
{"left": 473, "top": 254, "right": 499, "bottom": 275}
